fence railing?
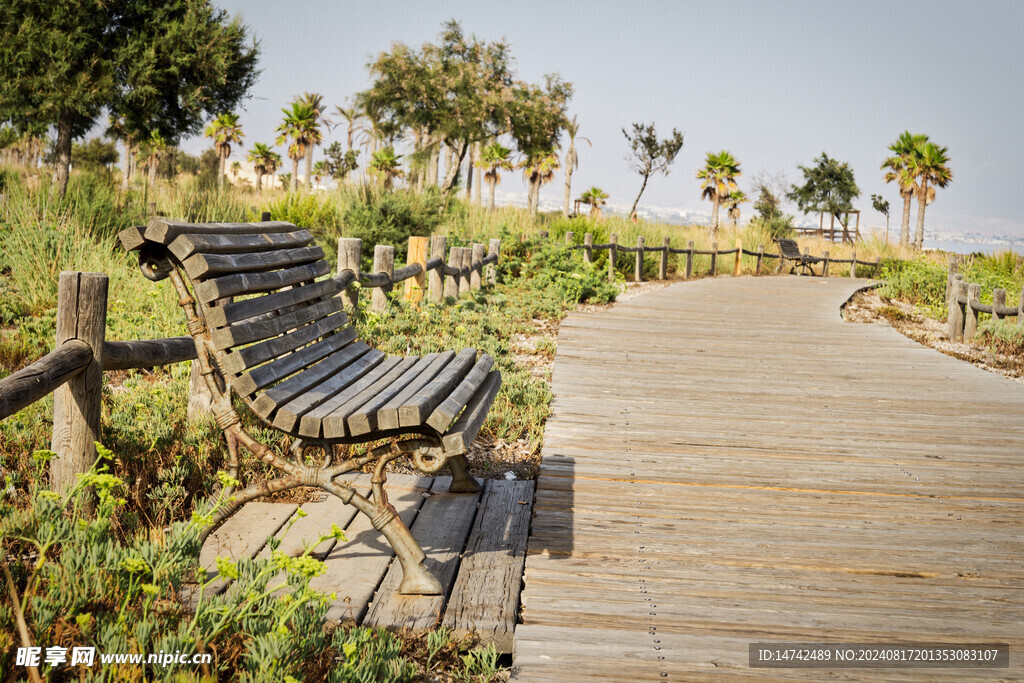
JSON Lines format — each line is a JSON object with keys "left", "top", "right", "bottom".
{"left": 945, "top": 256, "right": 1024, "bottom": 341}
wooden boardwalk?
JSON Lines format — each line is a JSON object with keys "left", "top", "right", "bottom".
{"left": 514, "top": 277, "right": 1024, "bottom": 680}
{"left": 193, "top": 475, "right": 533, "bottom": 652}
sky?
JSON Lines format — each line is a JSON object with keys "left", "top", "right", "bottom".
{"left": 197, "top": 0, "right": 1024, "bottom": 239}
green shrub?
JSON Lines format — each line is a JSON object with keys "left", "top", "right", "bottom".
{"left": 976, "top": 319, "right": 1024, "bottom": 356}
{"left": 878, "top": 256, "right": 948, "bottom": 318}
{"left": 341, "top": 186, "right": 447, "bottom": 266}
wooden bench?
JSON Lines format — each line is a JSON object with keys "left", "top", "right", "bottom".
{"left": 775, "top": 237, "right": 821, "bottom": 276}
{"left": 118, "top": 219, "right": 502, "bottom": 596}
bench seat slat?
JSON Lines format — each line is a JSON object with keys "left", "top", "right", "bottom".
{"left": 184, "top": 246, "right": 325, "bottom": 280}
{"left": 272, "top": 349, "right": 387, "bottom": 433}
{"left": 144, "top": 219, "right": 298, "bottom": 245}
{"left": 168, "top": 230, "right": 314, "bottom": 260}
{"left": 301, "top": 356, "right": 407, "bottom": 439}
{"left": 251, "top": 341, "right": 371, "bottom": 419}
{"left": 426, "top": 354, "right": 496, "bottom": 433}
{"left": 319, "top": 358, "right": 420, "bottom": 439}
{"left": 196, "top": 260, "right": 330, "bottom": 303}
{"left": 211, "top": 296, "right": 344, "bottom": 351}
{"left": 204, "top": 278, "right": 342, "bottom": 329}
{"left": 397, "top": 348, "right": 478, "bottom": 428}
{"left": 375, "top": 351, "right": 458, "bottom": 431}
{"left": 441, "top": 370, "right": 502, "bottom": 455}
{"left": 345, "top": 356, "right": 440, "bottom": 437}
{"left": 232, "top": 327, "right": 357, "bottom": 397}
{"left": 219, "top": 312, "right": 349, "bottom": 376}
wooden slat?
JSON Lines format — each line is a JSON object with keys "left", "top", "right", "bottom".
{"left": 258, "top": 475, "right": 371, "bottom": 560}
{"left": 308, "top": 474, "right": 432, "bottom": 622}
{"left": 363, "top": 477, "right": 481, "bottom": 630}
{"left": 195, "top": 260, "right": 330, "bottom": 303}
{"left": 375, "top": 351, "right": 458, "bottom": 431}
{"left": 442, "top": 480, "right": 534, "bottom": 653}
{"left": 117, "top": 225, "right": 146, "bottom": 252}
{"left": 211, "top": 296, "right": 345, "bottom": 350}
{"left": 167, "top": 229, "right": 314, "bottom": 260}
{"left": 398, "top": 348, "right": 478, "bottom": 428}
{"left": 251, "top": 341, "right": 371, "bottom": 419}
{"left": 183, "top": 245, "right": 324, "bottom": 280}
{"left": 272, "top": 349, "right": 386, "bottom": 433}
{"left": 231, "top": 327, "right": 358, "bottom": 397}
{"left": 144, "top": 218, "right": 298, "bottom": 246}
{"left": 300, "top": 356, "right": 406, "bottom": 439}
{"left": 204, "top": 277, "right": 342, "bottom": 329}
{"left": 425, "top": 355, "right": 495, "bottom": 433}
{"left": 219, "top": 311, "right": 349, "bottom": 376}
{"left": 346, "top": 355, "right": 440, "bottom": 437}
{"left": 441, "top": 370, "right": 501, "bottom": 455}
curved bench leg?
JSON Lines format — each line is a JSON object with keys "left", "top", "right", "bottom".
{"left": 446, "top": 454, "right": 482, "bottom": 493}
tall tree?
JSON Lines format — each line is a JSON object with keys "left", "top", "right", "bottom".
{"left": 509, "top": 74, "right": 573, "bottom": 213}
{"left": 295, "top": 92, "right": 327, "bottom": 191}
{"left": 247, "top": 142, "right": 276, "bottom": 193}
{"left": 369, "top": 147, "right": 403, "bottom": 190}
{"left": 333, "top": 103, "right": 366, "bottom": 151}
{"left": 276, "top": 102, "right": 317, "bottom": 192}
{"left": 696, "top": 151, "right": 742, "bottom": 238}
{"left": 787, "top": 153, "right": 860, "bottom": 241}
{"left": 908, "top": 141, "right": 953, "bottom": 250}
{"left": 323, "top": 142, "right": 359, "bottom": 184}
{"left": 578, "top": 187, "right": 609, "bottom": 218}
{"left": 0, "top": 0, "right": 259, "bottom": 197}
{"left": 882, "top": 131, "right": 929, "bottom": 247}
{"left": 141, "top": 131, "right": 167, "bottom": 195}
{"left": 520, "top": 150, "right": 561, "bottom": 213}
{"left": 204, "top": 112, "right": 244, "bottom": 190}
{"left": 727, "top": 190, "right": 747, "bottom": 227}
{"left": 623, "top": 122, "right": 684, "bottom": 219}
{"left": 562, "top": 117, "right": 591, "bottom": 217}
{"left": 871, "top": 194, "right": 891, "bottom": 241}
{"left": 476, "top": 143, "right": 514, "bottom": 210}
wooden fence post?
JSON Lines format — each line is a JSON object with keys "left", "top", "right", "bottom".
{"left": 428, "top": 235, "right": 447, "bottom": 303}
{"left": 471, "top": 243, "right": 485, "bottom": 290}
{"left": 405, "top": 236, "right": 429, "bottom": 303}
{"left": 635, "top": 235, "right": 644, "bottom": 282}
{"left": 459, "top": 247, "right": 473, "bottom": 297}
{"left": 261, "top": 211, "right": 272, "bottom": 222}
{"left": 538, "top": 230, "right": 548, "bottom": 240}
{"left": 756, "top": 245, "right": 764, "bottom": 274}
{"left": 371, "top": 245, "right": 394, "bottom": 312}
{"left": 992, "top": 288, "right": 1006, "bottom": 323}
{"left": 822, "top": 251, "right": 830, "bottom": 277}
{"left": 945, "top": 255, "right": 959, "bottom": 304}
{"left": 337, "top": 238, "right": 361, "bottom": 311}
{"left": 685, "top": 241, "right": 694, "bottom": 279}
{"left": 608, "top": 233, "right": 618, "bottom": 283}
{"left": 733, "top": 238, "right": 742, "bottom": 276}
{"left": 487, "top": 238, "right": 500, "bottom": 286}
{"left": 444, "top": 247, "right": 462, "bottom": 299}
{"left": 947, "top": 278, "right": 965, "bottom": 341}
{"left": 850, "top": 246, "right": 857, "bottom": 278}
{"left": 964, "top": 282, "right": 980, "bottom": 340}
{"left": 659, "top": 237, "right": 669, "bottom": 280}
{"left": 1019, "top": 285, "right": 1024, "bottom": 327}
{"left": 710, "top": 243, "right": 718, "bottom": 276}
{"left": 584, "top": 233, "right": 593, "bottom": 265}
{"left": 565, "top": 231, "right": 574, "bottom": 245}
{"left": 51, "top": 272, "right": 108, "bottom": 498}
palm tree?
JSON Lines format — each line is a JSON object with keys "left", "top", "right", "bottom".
{"left": 295, "top": 93, "right": 327, "bottom": 191}
{"left": 369, "top": 147, "right": 403, "bottom": 190}
{"left": 247, "top": 142, "right": 276, "bottom": 193}
{"left": 908, "top": 141, "right": 953, "bottom": 250}
{"left": 521, "top": 150, "right": 560, "bottom": 214}
{"left": 562, "top": 117, "right": 592, "bottom": 217}
{"left": 727, "top": 190, "right": 747, "bottom": 227}
{"left": 230, "top": 161, "right": 241, "bottom": 183}
{"left": 476, "top": 143, "right": 514, "bottom": 210}
{"left": 334, "top": 103, "right": 366, "bottom": 151}
{"left": 882, "top": 131, "right": 929, "bottom": 247}
{"left": 141, "top": 131, "right": 167, "bottom": 196}
{"left": 276, "top": 102, "right": 317, "bottom": 192}
{"left": 311, "top": 160, "right": 327, "bottom": 190}
{"left": 578, "top": 187, "right": 609, "bottom": 219}
{"left": 696, "top": 151, "right": 742, "bottom": 239}
{"left": 204, "top": 112, "right": 244, "bottom": 191}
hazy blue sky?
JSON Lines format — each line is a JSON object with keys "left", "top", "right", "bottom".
{"left": 202, "top": 0, "right": 1024, "bottom": 238}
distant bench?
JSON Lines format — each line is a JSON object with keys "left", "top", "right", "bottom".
{"left": 775, "top": 238, "right": 822, "bottom": 276}
{"left": 119, "top": 218, "right": 502, "bottom": 596}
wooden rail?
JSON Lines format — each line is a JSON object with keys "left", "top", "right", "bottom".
{"left": 945, "top": 256, "right": 1024, "bottom": 341}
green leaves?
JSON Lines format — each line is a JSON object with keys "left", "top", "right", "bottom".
{"left": 787, "top": 152, "right": 860, "bottom": 218}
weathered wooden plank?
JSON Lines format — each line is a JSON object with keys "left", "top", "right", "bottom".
{"left": 317, "top": 357, "right": 419, "bottom": 439}
{"left": 374, "top": 351, "right": 458, "bottom": 431}
{"left": 219, "top": 311, "right": 349, "bottom": 376}
{"left": 251, "top": 341, "right": 371, "bottom": 419}
{"left": 117, "top": 225, "right": 146, "bottom": 252}
{"left": 0, "top": 340, "right": 91, "bottom": 421}
{"left": 204, "top": 277, "right": 341, "bottom": 329}
{"left": 195, "top": 260, "right": 330, "bottom": 303}
{"left": 346, "top": 355, "right": 439, "bottom": 436}
{"left": 232, "top": 327, "right": 358, "bottom": 397}
{"left": 425, "top": 355, "right": 495, "bottom": 433}
{"left": 144, "top": 218, "right": 298, "bottom": 245}
{"left": 258, "top": 476, "right": 371, "bottom": 561}
{"left": 308, "top": 474, "right": 432, "bottom": 622}
{"left": 398, "top": 348, "right": 477, "bottom": 428}
{"left": 442, "top": 480, "right": 534, "bottom": 653}
{"left": 184, "top": 245, "right": 324, "bottom": 280}
{"left": 441, "top": 370, "right": 501, "bottom": 455}
{"left": 272, "top": 348, "right": 386, "bottom": 433}
{"left": 211, "top": 296, "right": 345, "bottom": 350}
{"left": 363, "top": 477, "right": 481, "bottom": 630}
{"left": 167, "top": 229, "right": 314, "bottom": 261}
{"left": 300, "top": 356, "right": 405, "bottom": 439}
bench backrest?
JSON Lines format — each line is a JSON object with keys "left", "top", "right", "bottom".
{"left": 119, "top": 219, "right": 354, "bottom": 410}
{"left": 775, "top": 238, "right": 802, "bottom": 259}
